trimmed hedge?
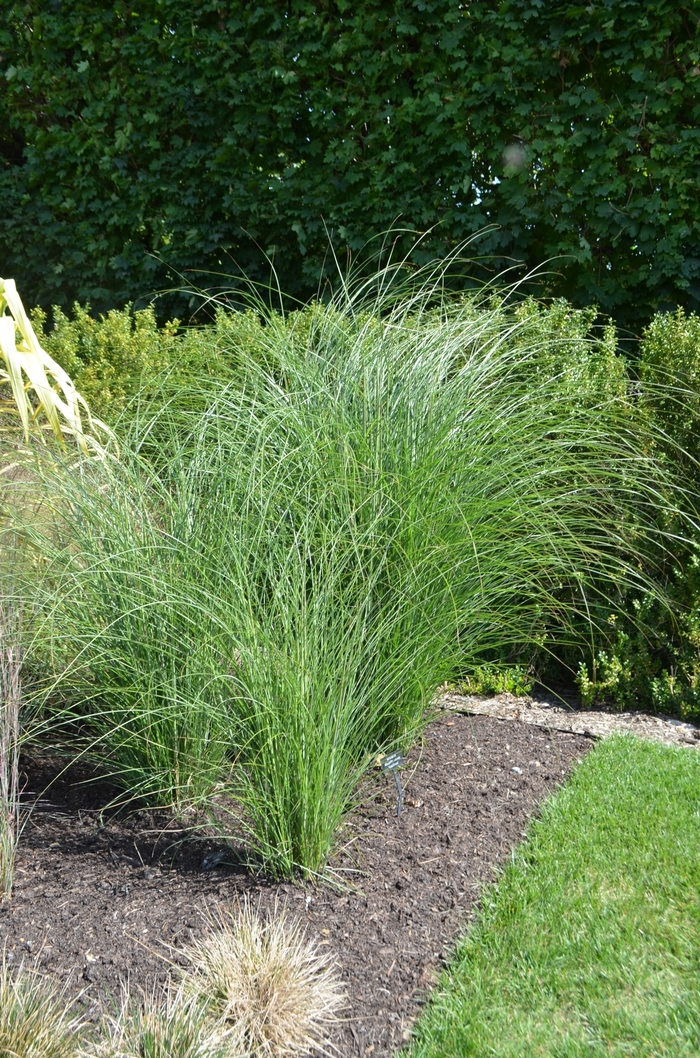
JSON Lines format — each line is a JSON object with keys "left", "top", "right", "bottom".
{"left": 1, "top": 1, "right": 698, "bottom": 329}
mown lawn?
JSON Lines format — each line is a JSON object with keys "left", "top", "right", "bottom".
{"left": 406, "top": 735, "right": 700, "bottom": 1058}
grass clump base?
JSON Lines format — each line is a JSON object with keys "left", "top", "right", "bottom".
{"left": 181, "top": 899, "right": 346, "bottom": 1057}
{"left": 406, "top": 735, "right": 700, "bottom": 1058}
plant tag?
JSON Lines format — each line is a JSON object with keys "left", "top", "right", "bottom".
{"left": 379, "top": 752, "right": 407, "bottom": 817}
{"left": 380, "top": 751, "right": 406, "bottom": 773}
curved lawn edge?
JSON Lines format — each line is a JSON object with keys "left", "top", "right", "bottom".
{"left": 405, "top": 735, "right": 700, "bottom": 1058}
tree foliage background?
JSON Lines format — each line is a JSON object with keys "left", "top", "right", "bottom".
{"left": 1, "top": 0, "right": 698, "bottom": 330}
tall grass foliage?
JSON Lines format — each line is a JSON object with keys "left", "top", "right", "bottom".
{"left": 4, "top": 273, "right": 678, "bottom": 877}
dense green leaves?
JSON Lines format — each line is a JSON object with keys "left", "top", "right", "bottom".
{"left": 573, "top": 308, "right": 700, "bottom": 721}
{"left": 1, "top": 1, "right": 698, "bottom": 330}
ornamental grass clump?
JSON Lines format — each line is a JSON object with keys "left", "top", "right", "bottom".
{"left": 0, "top": 960, "right": 83, "bottom": 1058}
{"left": 91, "top": 991, "right": 228, "bottom": 1058}
{"left": 180, "top": 900, "right": 345, "bottom": 1057}
{"left": 6, "top": 265, "right": 681, "bottom": 876}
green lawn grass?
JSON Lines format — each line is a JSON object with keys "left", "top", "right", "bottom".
{"left": 406, "top": 735, "right": 700, "bottom": 1058}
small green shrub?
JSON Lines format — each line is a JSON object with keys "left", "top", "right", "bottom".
{"left": 575, "top": 635, "right": 636, "bottom": 711}
{"left": 503, "top": 297, "right": 628, "bottom": 407}
{"left": 30, "top": 303, "right": 178, "bottom": 421}
{"left": 572, "top": 309, "right": 700, "bottom": 722}
{"left": 451, "top": 664, "right": 534, "bottom": 699}
{"left": 637, "top": 308, "right": 700, "bottom": 460}
{"left": 29, "top": 302, "right": 268, "bottom": 424}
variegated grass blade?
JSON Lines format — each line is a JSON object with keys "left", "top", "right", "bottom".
{"left": 0, "top": 278, "right": 114, "bottom": 456}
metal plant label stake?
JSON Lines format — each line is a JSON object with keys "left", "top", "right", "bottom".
{"left": 381, "top": 751, "right": 407, "bottom": 817}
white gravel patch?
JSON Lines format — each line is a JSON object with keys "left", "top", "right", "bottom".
{"left": 439, "top": 692, "right": 700, "bottom": 749}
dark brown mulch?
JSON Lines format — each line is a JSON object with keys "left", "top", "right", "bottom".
{"left": 0, "top": 713, "right": 593, "bottom": 1056}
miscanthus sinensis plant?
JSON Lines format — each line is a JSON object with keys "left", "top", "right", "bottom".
{"left": 5, "top": 269, "right": 679, "bottom": 878}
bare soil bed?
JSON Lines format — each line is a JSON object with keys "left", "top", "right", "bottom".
{"left": 0, "top": 713, "right": 593, "bottom": 1056}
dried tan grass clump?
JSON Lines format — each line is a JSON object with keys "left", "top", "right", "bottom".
{"left": 181, "top": 900, "right": 346, "bottom": 1057}
{"left": 0, "top": 960, "right": 83, "bottom": 1058}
